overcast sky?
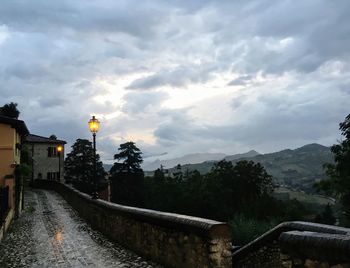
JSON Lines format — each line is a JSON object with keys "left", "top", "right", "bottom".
{"left": 1, "top": 0, "right": 349, "bottom": 161}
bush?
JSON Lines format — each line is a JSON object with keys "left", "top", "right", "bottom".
{"left": 229, "top": 214, "right": 279, "bottom": 246}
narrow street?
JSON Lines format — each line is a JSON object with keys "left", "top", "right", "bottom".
{"left": 0, "top": 190, "right": 160, "bottom": 268}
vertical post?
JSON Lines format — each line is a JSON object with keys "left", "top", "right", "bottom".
{"left": 58, "top": 151, "right": 61, "bottom": 181}
{"left": 92, "top": 132, "right": 98, "bottom": 199}
{"left": 31, "top": 144, "right": 34, "bottom": 184}
{"left": 57, "top": 145, "right": 63, "bottom": 182}
{"left": 89, "top": 115, "right": 100, "bottom": 199}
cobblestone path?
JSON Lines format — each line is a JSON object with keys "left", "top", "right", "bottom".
{"left": 0, "top": 190, "right": 160, "bottom": 268}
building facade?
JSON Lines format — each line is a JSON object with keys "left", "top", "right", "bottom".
{"left": 0, "top": 115, "right": 29, "bottom": 240}
{"left": 25, "top": 134, "right": 66, "bottom": 183}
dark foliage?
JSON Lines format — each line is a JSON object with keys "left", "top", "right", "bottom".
{"left": 14, "top": 145, "right": 32, "bottom": 218}
{"left": 0, "top": 102, "right": 20, "bottom": 119}
{"left": 112, "top": 141, "right": 143, "bottom": 173}
{"left": 49, "top": 134, "right": 57, "bottom": 140}
{"left": 110, "top": 142, "right": 144, "bottom": 206}
{"left": 314, "top": 203, "right": 336, "bottom": 225}
{"left": 315, "top": 113, "right": 350, "bottom": 225}
{"left": 64, "top": 139, "right": 106, "bottom": 195}
{"left": 144, "top": 159, "right": 307, "bottom": 225}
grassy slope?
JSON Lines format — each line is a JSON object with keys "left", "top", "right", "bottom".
{"left": 273, "top": 187, "right": 335, "bottom": 205}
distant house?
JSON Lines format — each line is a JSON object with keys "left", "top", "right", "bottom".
{"left": 24, "top": 134, "right": 66, "bottom": 183}
{"left": 0, "top": 115, "right": 29, "bottom": 240}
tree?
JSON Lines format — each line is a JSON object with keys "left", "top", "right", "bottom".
{"left": 173, "top": 164, "right": 183, "bottom": 182}
{"left": 14, "top": 144, "right": 32, "bottom": 218}
{"left": 0, "top": 102, "right": 20, "bottom": 119}
{"left": 111, "top": 141, "right": 143, "bottom": 173}
{"left": 314, "top": 204, "right": 336, "bottom": 225}
{"left": 233, "top": 160, "right": 275, "bottom": 202}
{"left": 144, "top": 168, "right": 167, "bottom": 210}
{"left": 316, "top": 114, "right": 350, "bottom": 224}
{"left": 64, "top": 139, "right": 106, "bottom": 194}
{"left": 49, "top": 135, "right": 57, "bottom": 140}
{"left": 205, "top": 160, "right": 275, "bottom": 220}
{"left": 110, "top": 142, "right": 144, "bottom": 206}
{"left": 154, "top": 167, "right": 165, "bottom": 181}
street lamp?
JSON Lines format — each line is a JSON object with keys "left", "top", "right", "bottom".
{"left": 88, "top": 115, "right": 100, "bottom": 199}
{"left": 57, "top": 145, "right": 63, "bottom": 181}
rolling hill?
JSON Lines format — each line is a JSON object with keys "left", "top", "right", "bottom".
{"left": 105, "top": 143, "right": 334, "bottom": 193}
{"left": 169, "top": 144, "right": 334, "bottom": 193}
{"left": 142, "top": 153, "right": 227, "bottom": 171}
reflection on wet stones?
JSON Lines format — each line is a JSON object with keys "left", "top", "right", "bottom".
{"left": 0, "top": 190, "right": 160, "bottom": 268}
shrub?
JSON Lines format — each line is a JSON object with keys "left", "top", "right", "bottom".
{"left": 229, "top": 214, "right": 279, "bottom": 246}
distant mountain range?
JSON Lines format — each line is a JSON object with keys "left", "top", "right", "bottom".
{"left": 104, "top": 143, "right": 334, "bottom": 193}
{"left": 171, "top": 144, "right": 333, "bottom": 193}
{"left": 143, "top": 144, "right": 332, "bottom": 193}
{"left": 224, "top": 150, "right": 260, "bottom": 161}
{"left": 142, "top": 153, "right": 227, "bottom": 171}
{"left": 105, "top": 151, "right": 261, "bottom": 172}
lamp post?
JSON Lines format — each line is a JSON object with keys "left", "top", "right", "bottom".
{"left": 88, "top": 116, "right": 100, "bottom": 199}
{"left": 57, "top": 145, "right": 63, "bottom": 181}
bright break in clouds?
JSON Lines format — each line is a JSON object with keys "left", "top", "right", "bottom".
{"left": 0, "top": 0, "right": 349, "bottom": 161}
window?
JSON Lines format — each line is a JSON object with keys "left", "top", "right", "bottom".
{"left": 15, "top": 134, "right": 20, "bottom": 156}
{"left": 47, "top": 172, "right": 60, "bottom": 181}
{"left": 47, "top": 147, "right": 58, "bottom": 157}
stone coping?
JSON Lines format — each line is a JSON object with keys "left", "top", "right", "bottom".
{"left": 279, "top": 230, "right": 350, "bottom": 261}
{"left": 34, "top": 180, "right": 230, "bottom": 239}
{"left": 232, "top": 221, "right": 350, "bottom": 263}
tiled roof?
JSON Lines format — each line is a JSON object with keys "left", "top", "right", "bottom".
{"left": 0, "top": 115, "right": 29, "bottom": 135}
{"left": 25, "top": 134, "right": 66, "bottom": 144}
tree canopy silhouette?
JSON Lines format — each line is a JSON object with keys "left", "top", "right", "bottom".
{"left": 316, "top": 113, "right": 350, "bottom": 225}
{"left": 64, "top": 139, "right": 106, "bottom": 194}
{"left": 110, "top": 141, "right": 144, "bottom": 206}
{"left": 0, "top": 102, "right": 20, "bottom": 119}
{"left": 111, "top": 141, "right": 143, "bottom": 173}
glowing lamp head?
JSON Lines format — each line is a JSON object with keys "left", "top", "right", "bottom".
{"left": 57, "top": 145, "right": 63, "bottom": 153}
{"left": 88, "top": 116, "right": 100, "bottom": 133}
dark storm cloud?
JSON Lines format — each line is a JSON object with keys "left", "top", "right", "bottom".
{"left": 0, "top": 1, "right": 169, "bottom": 38}
{"left": 1, "top": 0, "right": 350, "bottom": 159}
{"left": 211, "top": 0, "right": 350, "bottom": 75}
{"left": 121, "top": 0, "right": 350, "bottom": 90}
{"left": 126, "top": 65, "right": 216, "bottom": 90}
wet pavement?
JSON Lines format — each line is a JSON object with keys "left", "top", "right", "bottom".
{"left": 0, "top": 189, "right": 160, "bottom": 268}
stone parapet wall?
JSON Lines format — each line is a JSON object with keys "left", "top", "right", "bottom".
{"left": 232, "top": 221, "right": 350, "bottom": 268}
{"left": 33, "top": 180, "right": 232, "bottom": 267}
{"left": 279, "top": 230, "right": 350, "bottom": 268}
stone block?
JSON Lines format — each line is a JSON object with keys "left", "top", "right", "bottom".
{"left": 282, "top": 260, "right": 293, "bottom": 268}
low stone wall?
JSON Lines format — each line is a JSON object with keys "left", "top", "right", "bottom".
{"left": 232, "top": 221, "right": 350, "bottom": 268}
{"left": 33, "top": 180, "right": 232, "bottom": 268}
